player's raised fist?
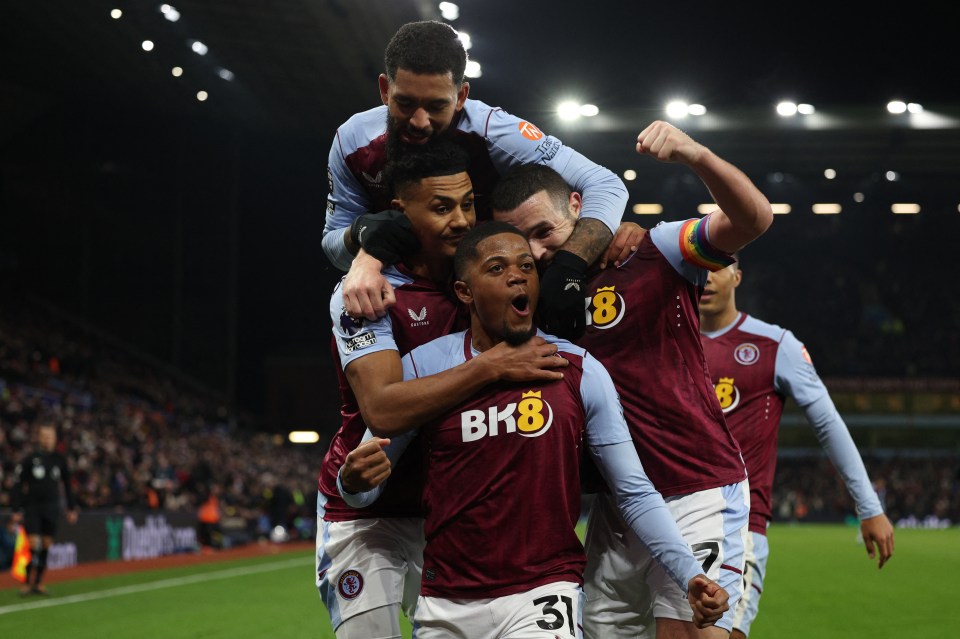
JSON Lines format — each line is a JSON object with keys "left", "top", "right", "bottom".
{"left": 340, "top": 437, "right": 393, "bottom": 494}
{"left": 636, "top": 121, "right": 705, "bottom": 165}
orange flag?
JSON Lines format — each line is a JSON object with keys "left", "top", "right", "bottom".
{"left": 11, "top": 525, "right": 31, "bottom": 583}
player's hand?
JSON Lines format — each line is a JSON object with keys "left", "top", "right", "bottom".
{"left": 66, "top": 510, "right": 78, "bottom": 524}
{"left": 861, "top": 513, "right": 894, "bottom": 569}
{"left": 637, "top": 121, "right": 706, "bottom": 166}
{"left": 351, "top": 209, "right": 421, "bottom": 265}
{"left": 600, "top": 222, "right": 647, "bottom": 268}
{"left": 687, "top": 574, "right": 729, "bottom": 628}
{"left": 538, "top": 250, "right": 588, "bottom": 340}
{"left": 340, "top": 438, "right": 393, "bottom": 494}
{"left": 479, "top": 336, "right": 569, "bottom": 383}
{"left": 343, "top": 249, "right": 396, "bottom": 320}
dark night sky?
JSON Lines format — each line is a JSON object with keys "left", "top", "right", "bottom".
{"left": 1, "top": 1, "right": 956, "bottom": 428}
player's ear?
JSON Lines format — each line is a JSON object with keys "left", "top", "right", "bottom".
{"left": 734, "top": 268, "right": 743, "bottom": 288}
{"left": 568, "top": 191, "right": 582, "bottom": 218}
{"left": 454, "top": 279, "right": 473, "bottom": 305}
{"left": 378, "top": 74, "right": 391, "bottom": 106}
{"left": 455, "top": 82, "right": 470, "bottom": 110}
{"left": 391, "top": 198, "right": 405, "bottom": 212}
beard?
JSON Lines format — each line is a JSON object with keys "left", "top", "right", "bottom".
{"left": 385, "top": 113, "right": 446, "bottom": 161}
{"left": 503, "top": 323, "right": 537, "bottom": 346}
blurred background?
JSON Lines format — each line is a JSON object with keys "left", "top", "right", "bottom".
{"left": 1, "top": 0, "right": 957, "bottom": 562}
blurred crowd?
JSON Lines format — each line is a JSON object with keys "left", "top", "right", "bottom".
{"left": 773, "top": 453, "right": 960, "bottom": 526}
{"left": 0, "top": 302, "right": 319, "bottom": 546}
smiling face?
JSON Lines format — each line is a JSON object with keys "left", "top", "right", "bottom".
{"left": 455, "top": 232, "right": 539, "bottom": 347}
{"left": 492, "top": 189, "right": 580, "bottom": 265}
{"left": 393, "top": 171, "right": 475, "bottom": 261}
{"left": 380, "top": 69, "right": 469, "bottom": 148}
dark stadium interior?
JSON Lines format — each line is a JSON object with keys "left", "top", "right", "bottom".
{"left": 2, "top": 0, "right": 958, "bottom": 536}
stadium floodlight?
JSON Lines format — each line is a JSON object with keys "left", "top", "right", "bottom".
{"left": 160, "top": 4, "right": 180, "bottom": 22}
{"left": 579, "top": 104, "right": 599, "bottom": 117}
{"left": 697, "top": 204, "right": 715, "bottom": 215}
{"left": 171, "top": 66, "right": 183, "bottom": 77}
{"left": 891, "top": 203, "right": 920, "bottom": 215}
{"left": 557, "top": 101, "right": 581, "bottom": 121}
{"left": 439, "top": 2, "right": 460, "bottom": 20}
{"left": 632, "top": 204, "right": 663, "bottom": 215}
{"left": 907, "top": 102, "right": 924, "bottom": 113}
{"left": 770, "top": 203, "right": 792, "bottom": 214}
{"left": 812, "top": 203, "right": 842, "bottom": 215}
{"left": 824, "top": 168, "right": 836, "bottom": 180}
{"left": 457, "top": 31, "right": 472, "bottom": 50}
{"left": 623, "top": 169, "right": 636, "bottom": 181}
{"left": 687, "top": 104, "right": 707, "bottom": 116}
{"left": 853, "top": 192, "right": 865, "bottom": 203}
{"left": 289, "top": 431, "right": 321, "bottom": 444}
{"left": 196, "top": 90, "right": 208, "bottom": 102}
{"left": 110, "top": 9, "right": 122, "bottom": 19}
{"left": 190, "top": 40, "right": 208, "bottom": 55}
{"left": 464, "top": 60, "right": 482, "bottom": 78}
{"left": 885, "top": 170, "right": 899, "bottom": 182}
{"left": 776, "top": 101, "right": 798, "bottom": 117}
{"left": 797, "top": 103, "right": 815, "bottom": 115}
{"left": 665, "top": 101, "right": 689, "bottom": 119}
{"left": 887, "top": 100, "right": 907, "bottom": 114}
{"left": 142, "top": 40, "right": 155, "bottom": 52}
{"left": 217, "top": 68, "right": 235, "bottom": 81}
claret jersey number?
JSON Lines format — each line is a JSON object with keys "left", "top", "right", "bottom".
{"left": 461, "top": 390, "right": 554, "bottom": 442}
{"left": 713, "top": 376, "right": 740, "bottom": 413}
{"left": 585, "top": 286, "right": 626, "bottom": 330}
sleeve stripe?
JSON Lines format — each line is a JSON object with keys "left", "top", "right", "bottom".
{"left": 678, "top": 216, "right": 735, "bottom": 272}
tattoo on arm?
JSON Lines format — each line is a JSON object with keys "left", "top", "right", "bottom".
{"left": 560, "top": 217, "right": 613, "bottom": 266}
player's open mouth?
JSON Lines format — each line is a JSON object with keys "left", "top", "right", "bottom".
{"left": 511, "top": 294, "right": 530, "bottom": 317}
{"left": 401, "top": 130, "right": 430, "bottom": 144}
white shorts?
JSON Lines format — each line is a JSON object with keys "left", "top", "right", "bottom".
{"left": 413, "top": 581, "right": 584, "bottom": 639}
{"left": 583, "top": 481, "right": 750, "bottom": 638}
{"left": 316, "top": 501, "right": 424, "bottom": 629}
{"left": 732, "top": 530, "right": 769, "bottom": 637}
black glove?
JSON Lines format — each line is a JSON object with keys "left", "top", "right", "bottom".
{"left": 350, "top": 210, "right": 420, "bottom": 265}
{"left": 538, "top": 250, "right": 588, "bottom": 340}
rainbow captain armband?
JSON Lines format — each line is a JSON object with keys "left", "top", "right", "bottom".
{"left": 678, "top": 215, "right": 736, "bottom": 271}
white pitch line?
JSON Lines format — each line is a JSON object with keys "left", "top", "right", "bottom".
{"left": 0, "top": 556, "right": 308, "bottom": 616}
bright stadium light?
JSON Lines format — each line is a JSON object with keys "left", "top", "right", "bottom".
{"left": 887, "top": 100, "right": 907, "bottom": 114}
{"left": 824, "top": 168, "right": 836, "bottom": 180}
{"left": 665, "top": 101, "right": 689, "bottom": 119}
{"left": 623, "top": 169, "right": 637, "bottom": 181}
{"left": 885, "top": 170, "right": 900, "bottom": 182}
{"left": 217, "top": 68, "right": 235, "bottom": 81}
{"left": 891, "top": 203, "right": 920, "bottom": 214}
{"left": 812, "top": 203, "right": 842, "bottom": 215}
{"left": 907, "top": 102, "right": 924, "bottom": 113}
{"left": 854, "top": 192, "right": 865, "bottom": 203}
{"left": 439, "top": 2, "right": 460, "bottom": 20}
{"left": 770, "top": 203, "right": 792, "bottom": 214}
{"left": 632, "top": 203, "right": 663, "bottom": 215}
{"left": 161, "top": 4, "right": 180, "bottom": 22}
{"left": 776, "top": 101, "right": 798, "bottom": 117}
{"left": 142, "top": 40, "right": 155, "bottom": 52}
{"left": 289, "top": 430, "right": 321, "bottom": 444}
{"left": 110, "top": 9, "right": 122, "bottom": 19}
{"left": 687, "top": 104, "right": 707, "bottom": 116}
{"left": 697, "top": 204, "right": 715, "bottom": 215}
{"left": 171, "top": 66, "right": 183, "bottom": 77}
{"left": 457, "top": 31, "right": 472, "bottom": 50}
{"left": 579, "top": 104, "right": 599, "bottom": 117}
{"left": 797, "top": 103, "right": 815, "bottom": 115}
{"left": 557, "top": 101, "right": 581, "bottom": 121}
{"left": 196, "top": 90, "right": 208, "bottom": 101}
{"left": 464, "top": 60, "right": 482, "bottom": 78}
{"left": 190, "top": 40, "right": 208, "bottom": 55}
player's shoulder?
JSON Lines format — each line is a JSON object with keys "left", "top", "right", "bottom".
{"left": 407, "top": 331, "right": 468, "bottom": 375}
{"left": 335, "top": 105, "right": 388, "bottom": 153}
{"left": 537, "top": 331, "right": 587, "bottom": 370}
{"left": 738, "top": 314, "right": 790, "bottom": 344}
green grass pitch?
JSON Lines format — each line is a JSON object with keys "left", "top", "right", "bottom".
{"left": 0, "top": 525, "right": 953, "bottom": 638}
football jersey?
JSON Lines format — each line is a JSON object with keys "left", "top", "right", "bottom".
{"left": 576, "top": 217, "right": 747, "bottom": 498}
{"left": 317, "top": 264, "right": 468, "bottom": 522}
{"left": 322, "top": 99, "right": 627, "bottom": 269}
{"left": 701, "top": 313, "right": 830, "bottom": 533}
{"left": 12, "top": 450, "right": 75, "bottom": 510}
{"left": 403, "top": 330, "right": 629, "bottom": 599}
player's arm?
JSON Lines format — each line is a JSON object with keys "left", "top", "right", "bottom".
{"left": 60, "top": 456, "right": 78, "bottom": 523}
{"left": 578, "top": 353, "right": 728, "bottom": 625}
{"left": 637, "top": 121, "right": 772, "bottom": 253}
{"left": 347, "top": 338, "right": 567, "bottom": 437}
{"left": 322, "top": 131, "right": 374, "bottom": 270}
{"left": 337, "top": 430, "right": 417, "bottom": 508}
{"left": 775, "top": 333, "right": 894, "bottom": 568}
{"left": 9, "top": 462, "right": 25, "bottom": 523}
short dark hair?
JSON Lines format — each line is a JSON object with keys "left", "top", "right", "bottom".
{"left": 490, "top": 163, "right": 572, "bottom": 214}
{"left": 384, "top": 21, "right": 467, "bottom": 85}
{"left": 385, "top": 140, "right": 469, "bottom": 198}
{"left": 454, "top": 221, "right": 528, "bottom": 281}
